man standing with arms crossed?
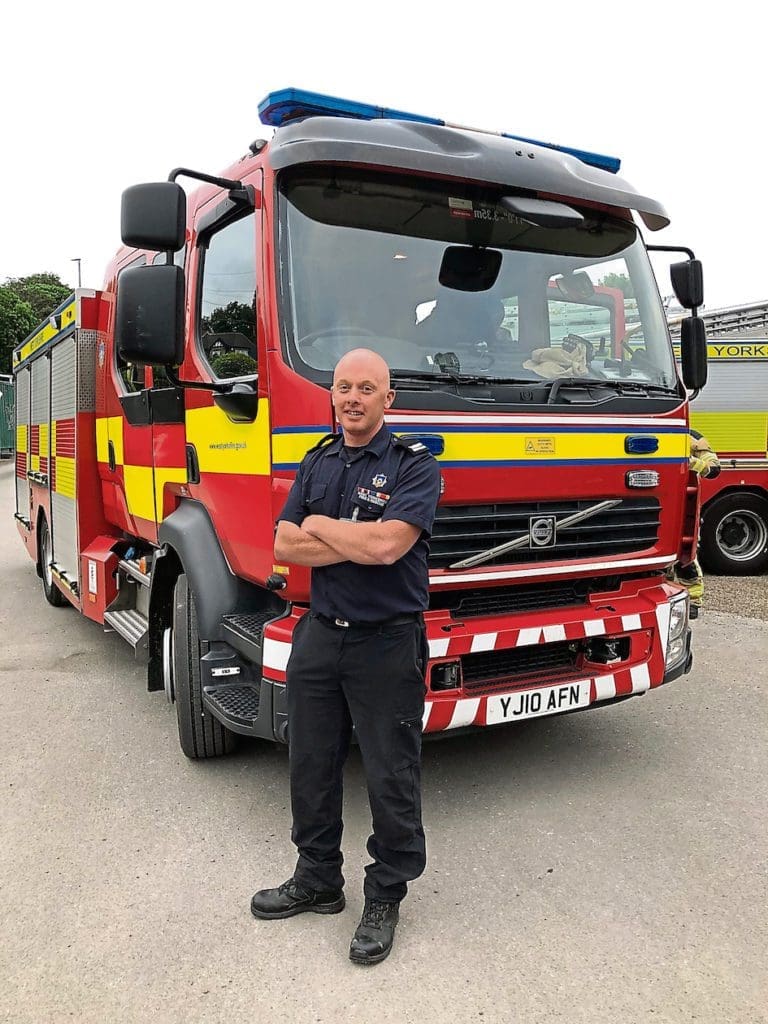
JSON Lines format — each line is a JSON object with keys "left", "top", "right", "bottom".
{"left": 250, "top": 348, "right": 441, "bottom": 965}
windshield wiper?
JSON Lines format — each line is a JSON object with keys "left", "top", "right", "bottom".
{"left": 390, "top": 370, "right": 537, "bottom": 387}
{"left": 545, "top": 377, "right": 678, "bottom": 404}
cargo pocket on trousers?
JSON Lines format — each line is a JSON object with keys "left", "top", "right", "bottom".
{"left": 394, "top": 715, "right": 423, "bottom": 772}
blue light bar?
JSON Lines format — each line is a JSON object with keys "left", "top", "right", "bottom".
{"left": 257, "top": 88, "right": 621, "bottom": 174}
{"left": 258, "top": 88, "right": 442, "bottom": 128}
{"left": 499, "top": 132, "right": 620, "bottom": 174}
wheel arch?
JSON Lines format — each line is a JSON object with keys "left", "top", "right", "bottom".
{"left": 702, "top": 484, "right": 768, "bottom": 514}
{"left": 146, "top": 499, "right": 267, "bottom": 691}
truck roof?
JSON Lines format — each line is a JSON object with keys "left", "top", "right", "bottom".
{"left": 266, "top": 113, "right": 669, "bottom": 231}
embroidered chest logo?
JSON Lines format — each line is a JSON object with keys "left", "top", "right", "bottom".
{"left": 372, "top": 473, "right": 387, "bottom": 488}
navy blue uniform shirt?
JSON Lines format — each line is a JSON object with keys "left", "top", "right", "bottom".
{"left": 278, "top": 423, "right": 441, "bottom": 622}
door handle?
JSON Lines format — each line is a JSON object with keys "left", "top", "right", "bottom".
{"left": 108, "top": 440, "right": 116, "bottom": 472}
{"left": 185, "top": 444, "right": 200, "bottom": 484}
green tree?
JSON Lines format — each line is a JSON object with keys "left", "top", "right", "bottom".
{"left": 0, "top": 288, "right": 36, "bottom": 373}
{"left": 201, "top": 300, "right": 255, "bottom": 338}
{"left": 210, "top": 351, "right": 257, "bottom": 379}
{"left": 598, "top": 272, "right": 634, "bottom": 298}
{"left": 4, "top": 273, "right": 72, "bottom": 324}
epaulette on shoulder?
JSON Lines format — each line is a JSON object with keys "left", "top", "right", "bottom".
{"left": 393, "top": 434, "right": 432, "bottom": 457}
{"left": 306, "top": 432, "right": 340, "bottom": 454}
{"left": 301, "top": 432, "right": 340, "bottom": 471}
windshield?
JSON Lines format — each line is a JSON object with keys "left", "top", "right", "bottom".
{"left": 278, "top": 169, "right": 678, "bottom": 395}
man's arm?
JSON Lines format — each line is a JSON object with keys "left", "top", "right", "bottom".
{"left": 301, "top": 515, "right": 420, "bottom": 566}
{"left": 303, "top": 446, "right": 441, "bottom": 565}
{"left": 274, "top": 520, "right": 348, "bottom": 567}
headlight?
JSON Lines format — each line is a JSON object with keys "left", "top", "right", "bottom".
{"left": 668, "top": 594, "right": 688, "bottom": 641}
{"left": 666, "top": 594, "right": 689, "bottom": 667}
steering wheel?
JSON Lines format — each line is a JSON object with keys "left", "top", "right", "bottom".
{"left": 296, "top": 326, "right": 375, "bottom": 358}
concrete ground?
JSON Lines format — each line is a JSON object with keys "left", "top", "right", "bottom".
{"left": 1, "top": 458, "right": 766, "bottom": 1024}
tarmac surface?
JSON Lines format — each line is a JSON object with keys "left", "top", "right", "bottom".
{"left": 1, "top": 457, "right": 767, "bottom": 1024}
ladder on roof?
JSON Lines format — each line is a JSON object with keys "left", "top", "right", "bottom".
{"left": 668, "top": 299, "right": 768, "bottom": 338}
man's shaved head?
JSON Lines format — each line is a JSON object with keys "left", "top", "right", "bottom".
{"left": 333, "top": 349, "right": 391, "bottom": 389}
{"left": 332, "top": 349, "right": 395, "bottom": 446}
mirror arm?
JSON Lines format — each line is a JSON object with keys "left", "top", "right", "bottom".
{"left": 646, "top": 244, "right": 696, "bottom": 260}
{"left": 164, "top": 364, "right": 228, "bottom": 394}
{"left": 168, "top": 166, "right": 243, "bottom": 190}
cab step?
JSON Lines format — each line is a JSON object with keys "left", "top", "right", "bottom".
{"left": 104, "top": 608, "right": 149, "bottom": 657}
{"left": 221, "top": 610, "right": 276, "bottom": 662}
{"left": 202, "top": 683, "right": 263, "bottom": 735}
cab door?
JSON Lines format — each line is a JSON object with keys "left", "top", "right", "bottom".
{"left": 181, "top": 170, "right": 272, "bottom": 579}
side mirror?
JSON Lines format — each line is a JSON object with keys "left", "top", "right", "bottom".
{"left": 670, "top": 259, "right": 703, "bottom": 310}
{"left": 555, "top": 272, "right": 595, "bottom": 301}
{"left": 121, "top": 182, "right": 186, "bottom": 251}
{"left": 116, "top": 264, "right": 185, "bottom": 366}
{"left": 680, "top": 316, "right": 707, "bottom": 390}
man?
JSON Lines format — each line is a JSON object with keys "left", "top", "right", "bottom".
{"left": 250, "top": 348, "right": 441, "bottom": 966}
{"left": 672, "top": 428, "right": 721, "bottom": 617}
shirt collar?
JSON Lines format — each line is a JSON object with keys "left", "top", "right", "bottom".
{"left": 324, "top": 422, "right": 391, "bottom": 459}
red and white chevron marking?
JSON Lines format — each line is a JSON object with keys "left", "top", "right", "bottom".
{"left": 262, "top": 592, "right": 677, "bottom": 733}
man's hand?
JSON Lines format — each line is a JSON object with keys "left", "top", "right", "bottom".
{"left": 302, "top": 515, "right": 420, "bottom": 566}
{"left": 274, "top": 520, "right": 347, "bottom": 567}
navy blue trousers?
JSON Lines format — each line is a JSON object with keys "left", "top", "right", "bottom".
{"left": 286, "top": 613, "right": 427, "bottom": 902}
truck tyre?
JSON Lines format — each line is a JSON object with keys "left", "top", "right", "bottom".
{"left": 172, "top": 573, "right": 237, "bottom": 759}
{"left": 699, "top": 492, "right": 768, "bottom": 575}
{"left": 39, "top": 515, "right": 66, "bottom": 607}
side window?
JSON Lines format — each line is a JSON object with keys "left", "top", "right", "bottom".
{"left": 116, "top": 255, "right": 147, "bottom": 392}
{"left": 197, "top": 213, "right": 258, "bottom": 380}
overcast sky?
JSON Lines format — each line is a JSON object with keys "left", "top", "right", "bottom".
{"left": 1, "top": 1, "right": 761, "bottom": 312}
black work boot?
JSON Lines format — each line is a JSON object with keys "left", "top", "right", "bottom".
{"left": 349, "top": 898, "right": 400, "bottom": 965}
{"left": 250, "top": 877, "right": 345, "bottom": 920}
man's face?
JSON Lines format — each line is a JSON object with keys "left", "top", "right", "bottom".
{"left": 332, "top": 352, "right": 395, "bottom": 445}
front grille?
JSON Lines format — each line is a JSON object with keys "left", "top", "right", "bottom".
{"left": 460, "top": 640, "right": 580, "bottom": 696}
{"left": 429, "top": 498, "right": 660, "bottom": 569}
{"left": 428, "top": 571, "right": 663, "bottom": 619}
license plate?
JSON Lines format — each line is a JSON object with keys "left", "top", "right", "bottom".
{"left": 486, "top": 679, "right": 591, "bottom": 724}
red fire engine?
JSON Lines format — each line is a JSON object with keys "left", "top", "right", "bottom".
{"left": 13, "top": 88, "right": 708, "bottom": 758}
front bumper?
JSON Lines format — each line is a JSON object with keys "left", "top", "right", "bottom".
{"left": 256, "top": 576, "right": 693, "bottom": 740}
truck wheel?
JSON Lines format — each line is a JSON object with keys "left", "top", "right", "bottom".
{"left": 699, "top": 492, "right": 768, "bottom": 575}
{"left": 172, "top": 573, "right": 237, "bottom": 759}
{"left": 39, "top": 515, "right": 66, "bottom": 607}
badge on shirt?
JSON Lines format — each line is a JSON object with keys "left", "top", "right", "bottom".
{"left": 372, "top": 473, "right": 387, "bottom": 488}
{"left": 356, "top": 485, "right": 390, "bottom": 507}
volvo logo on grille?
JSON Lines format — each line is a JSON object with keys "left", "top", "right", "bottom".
{"left": 529, "top": 515, "right": 557, "bottom": 547}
